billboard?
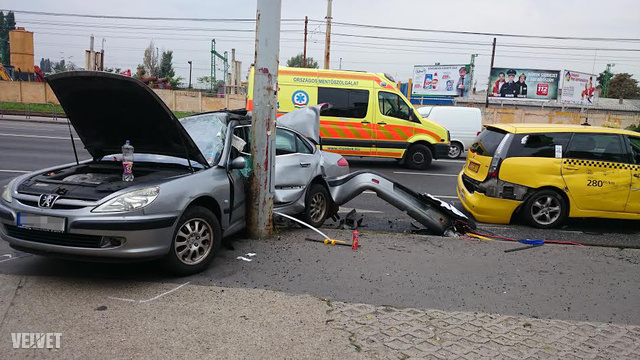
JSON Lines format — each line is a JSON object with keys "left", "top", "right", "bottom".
{"left": 412, "top": 65, "right": 470, "bottom": 97}
{"left": 489, "top": 68, "right": 560, "bottom": 100}
{"left": 561, "top": 70, "right": 597, "bottom": 105}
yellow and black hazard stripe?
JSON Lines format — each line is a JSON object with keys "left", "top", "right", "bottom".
{"left": 563, "top": 159, "right": 640, "bottom": 171}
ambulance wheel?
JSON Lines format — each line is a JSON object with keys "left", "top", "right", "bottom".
{"left": 523, "top": 190, "right": 568, "bottom": 229}
{"left": 405, "top": 144, "right": 433, "bottom": 170}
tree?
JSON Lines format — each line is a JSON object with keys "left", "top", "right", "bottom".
{"left": 136, "top": 64, "right": 146, "bottom": 79}
{"left": 142, "top": 41, "right": 159, "bottom": 77}
{"left": 158, "top": 50, "right": 175, "bottom": 79}
{"left": 1, "top": 11, "right": 16, "bottom": 66}
{"left": 607, "top": 73, "right": 640, "bottom": 99}
{"left": 286, "top": 53, "right": 318, "bottom": 68}
{"left": 197, "top": 76, "right": 212, "bottom": 84}
{"left": 40, "top": 58, "right": 52, "bottom": 73}
{"left": 168, "top": 76, "right": 184, "bottom": 89}
{"left": 52, "top": 59, "right": 66, "bottom": 73}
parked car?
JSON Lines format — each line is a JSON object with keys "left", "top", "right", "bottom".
{"left": 247, "top": 66, "right": 451, "bottom": 170}
{"left": 0, "top": 72, "right": 348, "bottom": 275}
{"left": 417, "top": 106, "right": 483, "bottom": 159}
{"left": 457, "top": 123, "right": 640, "bottom": 228}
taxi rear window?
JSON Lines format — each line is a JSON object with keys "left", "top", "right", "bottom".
{"left": 470, "top": 128, "right": 506, "bottom": 157}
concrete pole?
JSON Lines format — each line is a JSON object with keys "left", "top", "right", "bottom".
{"left": 248, "top": 0, "right": 281, "bottom": 239}
{"left": 231, "top": 48, "right": 236, "bottom": 94}
{"left": 324, "top": 0, "right": 332, "bottom": 69}
{"left": 485, "top": 38, "right": 496, "bottom": 108}
{"left": 303, "top": 16, "right": 308, "bottom": 68}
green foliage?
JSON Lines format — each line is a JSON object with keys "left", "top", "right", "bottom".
{"left": 168, "top": 75, "right": 183, "bottom": 89}
{"left": 158, "top": 50, "right": 175, "bottom": 79}
{"left": 626, "top": 123, "right": 640, "bottom": 133}
{"left": 39, "top": 58, "right": 52, "bottom": 73}
{"left": 607, "top": 73, "right": 640, "bottom": 99}
{"left": 1, "top": 11, "right": 17, "bottom": 66}
{"left": 286, "top": 53, "right": 318, "bottom": 68}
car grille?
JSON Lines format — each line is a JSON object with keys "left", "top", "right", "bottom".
{"left": 16, "top": 199, "right": 86, "bottom": 210}
{"left": 4, "top": 225, "right": 103, "bottom": 248}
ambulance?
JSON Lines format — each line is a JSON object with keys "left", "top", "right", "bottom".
{"left": 247, "top": 67, "right": 450, "bottom": 169}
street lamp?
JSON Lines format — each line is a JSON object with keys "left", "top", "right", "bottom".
{"left": 188, "top": 61, "right": 193, "bottom": 89}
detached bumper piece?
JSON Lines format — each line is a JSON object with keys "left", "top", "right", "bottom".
{"left": 327, "top": 171, "right": 474, "bottom": 235}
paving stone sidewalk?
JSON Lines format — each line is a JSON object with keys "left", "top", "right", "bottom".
{"left": 328, "top": 301, "right": 640, "bottom": 359}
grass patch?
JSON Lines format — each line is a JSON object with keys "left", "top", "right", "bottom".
{"left": 174, "top": 111, "right": 198, "bottom": 119}
{"left": 0, "top": 102, "right": 199, "bottom": 119}
{"left": 348, "top": 334, "right": 362, "bottom": 352}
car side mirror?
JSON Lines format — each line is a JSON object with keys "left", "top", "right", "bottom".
{"left": 229, "top": 157, "right": 247, "bottom": 170}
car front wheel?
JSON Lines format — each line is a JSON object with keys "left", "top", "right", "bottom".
{"left": 523, "top": 190, "right": 568, "bottom": 229}
{"left": 164, "top": 206, "right": 221, "bottom": 276}
{"left": 448, "top": 142, "right": 463, "bottom": 159}
{"left": 303, "top": 184, "right": 330, "bottom": 228}
{"left": 404, "top": 144, "right": 433, "bottom": 170}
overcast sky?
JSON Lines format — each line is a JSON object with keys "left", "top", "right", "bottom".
{"left": 3, "top": 0, "right": 640, "bottom": 89}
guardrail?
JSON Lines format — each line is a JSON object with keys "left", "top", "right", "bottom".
{"left": 0, "top": 103, "right": 62, "bottom": 121}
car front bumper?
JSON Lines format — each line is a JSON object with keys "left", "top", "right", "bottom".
{"left": 0, "top": 200, "right": 178, "bottom": 261}
{"left": 456, "top": 171, "right": 521, "bottom": 224}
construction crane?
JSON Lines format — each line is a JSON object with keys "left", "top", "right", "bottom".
{"left": 210, "top": 39, "right": 229, "bottom": 93}
{"left": 0, "top": 63, "right": 13, "bottom": 81}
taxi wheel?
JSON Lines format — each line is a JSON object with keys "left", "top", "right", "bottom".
{"left": 523, "top": 190, "right": 568, "bottom": 229}
{"left": 405, "top": 144, "right": 433, "bottom": 170}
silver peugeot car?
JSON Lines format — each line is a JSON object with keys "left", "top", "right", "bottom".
{"left": 0, "top": 71, "right": 348, "bottom": 275}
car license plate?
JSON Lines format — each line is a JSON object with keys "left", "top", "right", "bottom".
{"left": 468, "top": 162, "right": 480, "bottom": 173}
{"left": 17, "top": 213, "right": 66, "bottom": 232}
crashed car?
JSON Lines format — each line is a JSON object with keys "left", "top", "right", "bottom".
{"left": 0, "top": 71, "right": 348, "bottom": 275}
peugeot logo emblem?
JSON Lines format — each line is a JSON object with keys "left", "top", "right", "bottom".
{"left": 38, "top": 194, "right": 59, "bottom": 208}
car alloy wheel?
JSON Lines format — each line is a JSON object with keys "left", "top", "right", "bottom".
{"left": 174, "top": 218, "right": 213, "bottom": 265}
{"left": 448, "top": 143, "right": 463, "bottom": 159}
{"left": 309, "top": 192, "right": 327, "bottom": 223}
{"left": 530, "top": 195, "right": 561, "bottom": 226}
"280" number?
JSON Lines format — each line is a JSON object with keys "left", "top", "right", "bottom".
{"left": 587, "top": 180, "right": 604, "bottom": 187}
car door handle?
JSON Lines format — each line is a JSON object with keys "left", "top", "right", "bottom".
{"left": 361, "top": 121, "right": 371, "bottom": 125}
{"left": 563, "top": 166, "right": 579, "bottom": 171}
{"left": 300, "top": 162, "right": 311, "bottom": 168}
{"left": 378, "top": 122, "right": 387, "bottom": 126}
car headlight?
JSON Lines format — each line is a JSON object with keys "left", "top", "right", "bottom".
{"left": 92, "top": 187, "right": 160, "bottom": 213}
{"left": 2, "top": 178, "right": 17, "bottom": 203}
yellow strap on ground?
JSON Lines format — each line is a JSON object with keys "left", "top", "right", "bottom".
{"left": 466, "top": 233, "right": 495, "bottom": 242}
{"left": 324, "top": 239, "right": 346, "bottom": 245}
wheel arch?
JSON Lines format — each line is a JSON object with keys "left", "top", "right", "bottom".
{"left": 185, "top": 196, "right": 223, "bottom": 224}
{"left": 512, "top": 185, "right": 571, "bottom": 221}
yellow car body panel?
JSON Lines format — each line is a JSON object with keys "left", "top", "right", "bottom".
{"left": 457, "top": 172, "right": 520, "bottom": 224}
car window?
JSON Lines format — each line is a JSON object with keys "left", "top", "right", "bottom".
{"left": 296, "top": 135, "right": 314, "bottom": 154}
{"left": 566, "top": 133, "right": 626, "bottom": 163}
{"left": 378, "top": 91, "right": 411, "bottom": 121}
{"left": 471, "top": 128, "right": 507, "bottom": 157}
{"left": 508, "top": 133, "right": 572, "bottom": 158}
{"left": 179, "top": 113, "right": 227, "bottom": 166}
{"left": 318, "top": 87, "right": 369, "bottom": 119}
{"left": 275, "top": 129, "right": 297, "bottom": 155}
{"left": 627, "top": 136, "right": 640, "bottom": 164}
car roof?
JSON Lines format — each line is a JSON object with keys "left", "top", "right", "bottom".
{"left": 487, "top": 123, "right": 639, "bottom": 136}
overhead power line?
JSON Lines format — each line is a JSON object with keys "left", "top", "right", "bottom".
{"left": 2, "top": 9, "right": 300, "bottom": 22}
{"left": 308, "top": 19, "right": 640, "bottom": 43}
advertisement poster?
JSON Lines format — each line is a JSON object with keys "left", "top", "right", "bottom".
{"left": 561, "top": 70, "right": 598, "bottom": 105}
{"left": 412, "top": 65, "right": 470, "bottom": 97}
{"left": 489, "top": 68, "right": 560, "bottom": 100}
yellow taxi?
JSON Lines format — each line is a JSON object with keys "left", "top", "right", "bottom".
{"left": 457, "top": 123, "right": 640, "bottom": 228}
{"left": 247, "top": 66, "right": 450, "bottom": 169}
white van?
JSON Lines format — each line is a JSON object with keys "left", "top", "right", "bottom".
{"left": 416, "top": 106, "right": 483, "bottom": 158}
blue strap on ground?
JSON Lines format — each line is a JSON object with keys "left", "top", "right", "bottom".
{"left": 517, "top": 239, "right": 545, "bottom": 246}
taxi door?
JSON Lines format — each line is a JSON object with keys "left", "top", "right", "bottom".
{"left": 561, "top": 133, "right": 631, "bottom": 212}
{"left": 624, "top": 135, "right": 640, "bottom": 213}
{"left": 374, "top": 90, "right": 416, "bottom": 158}
{"left": 317, "top": 87, "right": 375, "bottom": 156}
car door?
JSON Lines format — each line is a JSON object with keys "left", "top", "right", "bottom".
{"left": 375, "top": 91, "right": 416, "bottom": 158}
{"left": 317, "top": 87, "right": 374, "bottom": 156}
{"left": 273, "top": 128, "right": 318, "bottom": 204}
{"left": 561, "top": 133, "right": 630, "bottom": 212}
{"left": 624, "top": 135, "right": 640, "bottom": 213}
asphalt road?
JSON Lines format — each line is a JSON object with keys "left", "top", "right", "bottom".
{"left": 1, "top": 119, "right": 639, "bottom": 326}
{"left": 0, "top": 119, "right": 639, "bottom": 248}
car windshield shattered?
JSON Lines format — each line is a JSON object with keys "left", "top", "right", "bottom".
{"left": 180, "top": 113, "right": 227, "bottom": 166}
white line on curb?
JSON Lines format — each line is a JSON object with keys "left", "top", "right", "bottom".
{"left": 108, "top": 281, "right": 191, "bottom": 303}
{"left": 0, "top": 169, "right": 31, "bottom": 174}
{"left": 393, "top": 171, "right": 458, "bottom": 177}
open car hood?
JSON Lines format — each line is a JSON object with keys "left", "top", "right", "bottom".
{"left": 47, "top": 71, "right": 208, "bottom": 166}
{"left": 276, "top": 104, "right": 327, "bottom": 144}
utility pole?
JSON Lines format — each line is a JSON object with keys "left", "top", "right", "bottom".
{"left": 323, "top": 0, "right": 333, "bottom": 69}
{"left": 485, "top": 38, "right": 496, "bottom": 108}
{"left": 303, "top": 16, "right": 308, "bottom": 68}
{"left": 602, "top": 63, "right": 615, "bottom": 97}
{"left": 339, "top": 57, "right": 342, "bottom": 70}
{"left": 248, "top": 0, "right": 281, "bottom": 239}
{"left": 468, "top": 53, "right": 478, "bottom": 96}
{"left": 187, "top": 61, "right": 192, "bottom": 89}
{"left": 210, "top": 39, "right": 229, "bottom": 94}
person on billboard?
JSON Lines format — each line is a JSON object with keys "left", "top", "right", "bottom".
{"left": 500, "top": 69, "right": 518, "bottom": 97}
{"left": 492, "top": 72, "right": 506, "bottom": 96}
{"left": 456, "top": 66, "right": 469, "bottom": 97}
{"left": 515, "top": 73, "right": 528, "bottom": 97}
{"left": 581, "top": 76, "right": 595, "bottom": 104}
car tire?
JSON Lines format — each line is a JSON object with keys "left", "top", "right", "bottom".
{"left": 448, "top": 142, "right": 463, "bottom": 159}
{"left": 164, "top": 206, "right": 221, "bottom": 276}
{"left": 303, "top": 184, "right": 330, "bottom": 228}
{"left": 522, "top": 190, "right": 568, "bottom": 229}
{"left": 404, "top": 144, "right": 433, "bottom": 170}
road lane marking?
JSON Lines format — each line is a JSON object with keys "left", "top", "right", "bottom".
{"left": 393, "top": 171, "right": 458, "bottom": 177}
{"left": 360, "top": 191, "right": 458, "bottom": 200}
{"left": 0, "top": 132, "right": 81, "bottom": 141}
{"left": 339, "top": 207, "right": 384, "bottom": 214}
{"left": 436, "top": 159, "right": 466, "bottom": 163}
{"left": 0, "top": 169, "right": 31, "bottom": 174}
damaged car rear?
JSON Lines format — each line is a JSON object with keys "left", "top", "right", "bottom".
{"left": 0, "top": 71, "right": 347, "bottom": 275}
